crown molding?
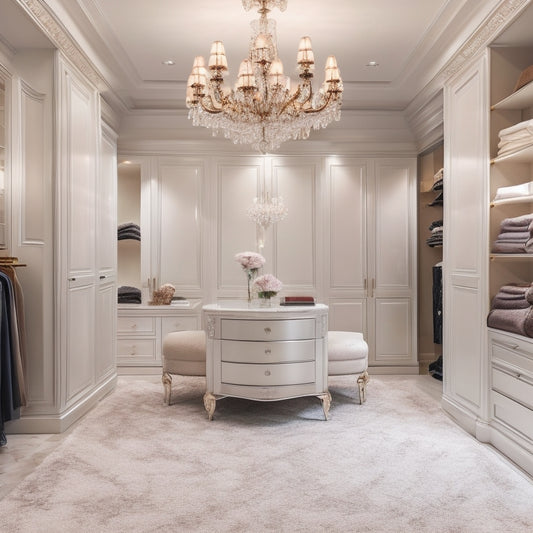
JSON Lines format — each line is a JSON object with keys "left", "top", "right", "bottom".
{"left": 406, "top": 0, "right": 530, "bottom": 152}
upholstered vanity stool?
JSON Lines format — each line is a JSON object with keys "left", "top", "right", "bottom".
{"left": 327, "top": 331, "right": 369, "bottom": 404}
{"left": 162, "top": 330, "right": 206, "bottom": 405}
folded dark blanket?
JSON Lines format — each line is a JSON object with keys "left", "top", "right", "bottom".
{"left": 487, "top": 306, "right": 533, "bottom": 337}
{"left": 491, "top": 241, "right": 527, "bottom": 253}
{"left": 500, "top": 213, "right": 533, "bottom": 227}
{"left": 429, "top": 220, "right": 443, "bottom": 231}
{"left": 491, "top": 296, "right": 530, "bottom": 309}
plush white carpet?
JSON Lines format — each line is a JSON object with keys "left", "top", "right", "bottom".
{"left": 0, "top": 375, "right": 532, "bottom": 533}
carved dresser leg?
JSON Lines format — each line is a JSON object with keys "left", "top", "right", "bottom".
{"left": 318, "top": 391, "right": 332, "bottom": 420}
{"left": 203, "top": 392, "right": 217, "bottom": 421}
{"left": 357, "top": 371, "right": 369, "bottom": 404}
{"left": 162, "top": 372, "right": 172, "bottom": 405}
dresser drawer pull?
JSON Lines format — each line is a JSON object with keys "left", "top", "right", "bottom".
{"left": 264, "top": 370, "right": 271, "bottom": 376}
{"left": 500, "top": 341, "right": 520, "bottom": 350}
{"left": 264, "top": 327, "right": 271, "bottom": 334}
{"left": 265, "top": 348, "right": 271, "bottom": 354}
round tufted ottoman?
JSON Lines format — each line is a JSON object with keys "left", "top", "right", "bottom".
{"left": 162, "top": 330, "right": 206, "bottom": 405}
{"left": 327, "top": 331, "right": 369, "bottom": 404}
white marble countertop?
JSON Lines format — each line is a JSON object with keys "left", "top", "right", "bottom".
{"left": 203, "top": 300, "right": 328, "bottom": 313}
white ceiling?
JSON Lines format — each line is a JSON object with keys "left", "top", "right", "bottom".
{"left": 0, "top": 0, "right": 515, "bottom": 113}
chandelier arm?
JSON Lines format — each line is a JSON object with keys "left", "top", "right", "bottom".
{"left": 301, "top": 91, "right": 341, "bottom": 114}
{"left": 198, "top": 95, "right": 225, "bottom": 114}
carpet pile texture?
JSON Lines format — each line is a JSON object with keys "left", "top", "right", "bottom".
{"left": 1, "top": 375, "right": 532, "bottom": 532}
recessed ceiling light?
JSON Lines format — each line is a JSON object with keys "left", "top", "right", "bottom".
{"left": 162, "top": 59, "right": 175, "bottom": 66}
{"left": 366, "top": 61, "right": 379, "bottom": 67}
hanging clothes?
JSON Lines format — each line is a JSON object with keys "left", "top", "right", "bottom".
{"left": 0, "top": 266, "right": 27, "bottom": 446}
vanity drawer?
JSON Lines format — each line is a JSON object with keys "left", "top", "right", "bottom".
{"left": 491, "top": 390, "right": 533, "bottom": 442}
{"left": 221, "top": 339, "right": 315, "bottom": 364}
{"left": 221, "top": 318, "right": 315, "bottom": 341}
{"left": 221, "top": 361, "right": 315, "bottom": 386}
{"left": 492, "top": 367, "right": 533, "bottom": 411}
{"left": 117, "top": 316, "right": 156, "bottom": 336}
{"left": 161, "top": 316, "right": 199, "bottom": 338}
{"left": 117, "top": 338, "right": 157, "bottom": 358}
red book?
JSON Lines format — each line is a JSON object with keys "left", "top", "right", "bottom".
{"left": 280, "top": 296, "right": 315, "bottom": 305}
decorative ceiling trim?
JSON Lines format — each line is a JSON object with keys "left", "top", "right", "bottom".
{"left": 442, "top": 0, "right": 530, "bottom": 80}
{"left": 18, "top": 0, "right": 106, "bottom": 91}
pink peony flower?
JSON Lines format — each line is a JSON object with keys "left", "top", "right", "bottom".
{"left": 253, "top": 274, "right": 283, "bottom": 298}
{"left": 235, "top": 251, "right": 266, "bottom": 271}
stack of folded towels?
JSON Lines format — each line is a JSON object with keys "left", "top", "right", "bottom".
{"left": 118, "top": 222, "right": 141, "bottom": 241}
{"left": 426, "top": 219, "right": 443, "bottom": 247}
{"left": 487, "top": 283, "right": 533, "bottom": 337}
{"left": 498, "top": 118, "right": 533, "bottom": 157}
{"left": 492, "top": 180, "right": 533, "bottom": 203}
{"left": 118, "top": 286, "right": 142, "bottom": 304}
{"left": 492, "top": 213, "right": 533, "bottom": 253}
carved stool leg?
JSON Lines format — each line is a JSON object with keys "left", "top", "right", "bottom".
{"left": 357, "top": 371, "right": 369, "bottom": 404}
{"left": 203, "top": 392, "right": 217, "bottom": 421}
{"left": 162, "top": 372, "right": 172, "bottom": 405}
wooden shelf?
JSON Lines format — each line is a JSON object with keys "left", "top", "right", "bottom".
{"left": 491, "top": 194, "right": 533, "bottom": 207}
{"left": 490, "top": 253, "right": 533, "bottom": 261}
{"left": 491, "top": 81, "right": 533, "bottom": 111}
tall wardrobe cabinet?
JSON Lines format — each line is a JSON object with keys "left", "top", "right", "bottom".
{"left": 326, "top": 157, "right": 418, "bottom": 371}
{"left": 4, "top": 51, "right": 117, "bottom": 433}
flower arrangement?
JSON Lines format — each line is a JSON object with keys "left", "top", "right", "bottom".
{"left": 235, "top": 251, "right": 266, "bottom": 301}
{"left": 253, "top": 274, "right": 283, "bottom": 299}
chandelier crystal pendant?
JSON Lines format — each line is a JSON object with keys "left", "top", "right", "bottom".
{"left": 247, "top": 192, "right": 288, "bottom": 249}
{"left": 186, "top": 0, "right": 343, "bottom": 153}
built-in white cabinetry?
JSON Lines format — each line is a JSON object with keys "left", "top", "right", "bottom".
{"left": 443, "top": 51, "right": 490, "bottom": 436}
{"left": 444, "top": 42, "right": 533, "bottom": 476}
{"left": 116, "top": 154, "right": 417, "bottom": 373}
{"left": 3, "top": 51, "right": 117, "bottom": 433}
{"left": 325, "top": 158, "right": 418, "bottom": 371}
{"left": 57, "top": 55, "right": 117, "bottom": 413}
{"left": 117, "top": 303, "right": 201, "bottom": 371}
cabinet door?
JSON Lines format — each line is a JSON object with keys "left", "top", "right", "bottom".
{"left": 369, "top": 159, "right": 417, "bottom": 367}
{"left": 95, "top": 279, "right": 115, "bottom": 380}
{"left": 443, "top": 51, "right": 490, "bottom": 422}
{"left": 58, "top": 57, "right": 99, "bottom": 406}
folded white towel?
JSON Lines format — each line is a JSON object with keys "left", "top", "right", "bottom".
{"left": 493, "top": 181, "right": 533, "bottom": 201}
{"left": 499, "top": 118, "right": 533, "bottom": 139}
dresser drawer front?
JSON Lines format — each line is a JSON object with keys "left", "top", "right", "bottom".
{"left": 221, "top": 362, "right": 315, "bottom": 386}
{"left": 492, "top": 367, "right": 533, "bottom": 410}
{"left": 161, "top": 316, "right": 199, "bottom": 338}
{"left": 221, "top": 339, "right": 315, "bottom": 363}
{"left": 117, "top": 338, "right": 157, "bottom": 358}
{"left": 491, "top": 390, "right": 533, "bottom": 441}
{"left": 221, "top": 318, "right": 315, "bottom": 341}
{"left": 117, "top": 316, "right": 156, "bottom": 335}
{"left": 490, "top": 331, "right": 533, "bottom": 375}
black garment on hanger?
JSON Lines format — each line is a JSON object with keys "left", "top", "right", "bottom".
{"left": 0, "top": 272, "right": 22, "bottom": 446}
{"left": 432, "top": 265, "right": 443, "bottom": 344}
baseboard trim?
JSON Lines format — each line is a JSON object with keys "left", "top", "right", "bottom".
{"left": 489, "top": 423, "right": 533, "bottom": 479}
{"left": 5, "top": 373, "right": 118, "bottom": 434}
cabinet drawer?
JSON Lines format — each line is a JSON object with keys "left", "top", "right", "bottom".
{"left": 221, "top": 361, "right": 315, "bottom": 386}
{"left": 117, "top": 316, "right": 156, "bottom": 335}
{"left": 489, "top": 331, "right": 533, "bottom": 375}
{"left": 221, "top": 339, "right": 315, "bottom": 364}
{"left": 161, "top": 316, "right": 199, "bottom": 338}
{"left": 117, "top": 338, "right": 157, "bottom": 358}
{"left": 491, "top": 390, "right": 533, "bottom": 442}
{"left": 492, "top": 367, "right": 533, "bottom": 411}
{"left": 221, "top": 318, "right": 315, "bottom": 341}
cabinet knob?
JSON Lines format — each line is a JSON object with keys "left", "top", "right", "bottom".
{"left": 265, "top": 348, "right": 271, "bottom": 355}
{"left": 264, "top": 327, "right": 271, "bottom": 334}
{"left": 264, "top": 370, "right": 271, "bottom": 376}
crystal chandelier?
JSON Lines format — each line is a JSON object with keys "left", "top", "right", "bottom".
{"left": 186, "top": 0, "right": 343, "bottom": 153}
{"left": 247, "top": 192, "right": 288, "bottom": 249}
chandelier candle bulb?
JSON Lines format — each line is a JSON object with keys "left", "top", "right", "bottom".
{"left": 186, "top": 0, "right": 343, "bottom": 152}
